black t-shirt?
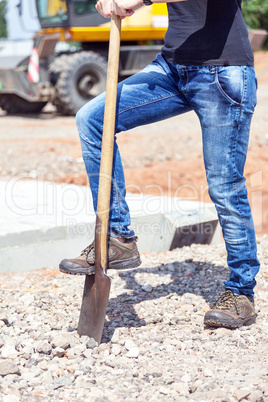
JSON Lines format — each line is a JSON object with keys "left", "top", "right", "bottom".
{"left": 161, "top": 0, "right": 254, "bottom": 66}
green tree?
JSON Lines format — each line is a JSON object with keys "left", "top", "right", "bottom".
{"left": 0, "top": 0, "right": 7, "bottom": 38}
{"left": 242, "top": 0, "right": 268, "bottom": 31}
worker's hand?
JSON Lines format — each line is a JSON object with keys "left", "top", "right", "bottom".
{"left": 113, "top": 0, "right": 143, "bottom": 17}
{"left": 96, "top": 0, "right": 113, "bottom": 18}
{"left": 96, "top": 0, "right": 143, "bottom": 19}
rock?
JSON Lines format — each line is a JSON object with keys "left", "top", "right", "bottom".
{"left": 35, "top": 340, "right": 52, "bottom": 355}
{"left": 234, "top": 388, "right": 251, "bottom": 401}
{"left": 1, "top": 342, "right": 18, "bottom": 358}
{"left": 38, "top": 360, "right": 49, "bottom": 370}
{"left": 0, "top": 360, "right": 20, "bottom": 376}
{"left": 53, "top": 347, "right": 66, "bottom": 358}
{"left": 0, "top": 313, "right": 9, "bottom": 325}
{"left": 17, "top": 339, "right": 34, "bottom": 355}
{"left": 173, "top": 382, "right": 189, "bottom": 395}
{"left": 189, "top": 382, "right": 198, "bottom": 393}
{"left": 126, "top": 347, "right": 139, "bottom": 358}
{"left": 53, "top": 376, "right": 73, "bottom": 389}
{"left": 141, "top": 285, "right": 153, "bottom": 293}
{"left": 203, "top": 368, "right": 214, "bottom": 377}
{"left": 83, "top": 349, "right": 93, "bottom": 359}
{"left": 248, "top": 390, "right": 265, "bottom": 402}
{"left": 51, "top": 335, "right": 70, "bottom": 350}
{"left": 68, "top": 333, "right": 81, "bottom": 348}
{"left": 99, "top": 343, "right": 110, "bottom": 356}
{"left": 262, "top": 382, "right": 268, "bottom": 396}
{"left": 112, "top": 344, "right": 121, "bottom": 356}
{"left": 181, "top": 374, "right": 191, "bottom": 383}
{"left": 159, "top": 386, "right": 169, "bottom": 395}
{"left": 125, "top": 339, "right": 136, "bottom": 351}
{"left": 85, "top": 338, "right": 98, "bottom": 350}
{"left": 39, "top": 370, "right": 53, "bottom": 384}
{"left": 111, "top": 328, "right": 120, "bottom": 344}
{"left": 71, "top": 344, "right": 86, "bottom": 356}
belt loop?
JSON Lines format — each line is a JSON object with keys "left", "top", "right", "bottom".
{"left": 210, "top": 66, "right": 216, "bottom": 74}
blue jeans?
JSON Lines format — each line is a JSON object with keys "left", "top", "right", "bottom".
{"left": 76, "top": 53, "right": 260, "bottom": 298}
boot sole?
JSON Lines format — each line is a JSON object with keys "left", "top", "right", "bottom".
{"left": 59, "top": 255, "right": 142, "bottom": 276}
{"left": 204, "top": 314, "right": 257, "bottom": 329}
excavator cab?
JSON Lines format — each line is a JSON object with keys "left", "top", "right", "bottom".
{"left": 36, "top": 0, "right": 68, "bottom": 27}
{"left": 36, "top": 0, "right": 106, "bottom": 29}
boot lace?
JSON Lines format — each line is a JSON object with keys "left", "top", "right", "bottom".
{"left": 212, "top": 290, "right": 240, "bottom": 314}
{"left": 80, "top": 236, "right": 138, "bottom": 261}
{"left": 81, "top": 241, "right": 95, "bottom": 259}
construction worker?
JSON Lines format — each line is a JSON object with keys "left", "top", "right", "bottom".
{"left": 60, "top": 0, "right": 260, "bottom": 329}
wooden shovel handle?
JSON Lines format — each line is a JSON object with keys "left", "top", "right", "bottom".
{"left": 96, "top": 13, "right": 121, "bottom": 270}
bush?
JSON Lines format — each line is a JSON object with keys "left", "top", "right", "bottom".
{"left": 242, "top": 0, "right": 268, "bottom": 48}
{"left": 242, "top": 0, "right": 268, "bottom": 30}
{"left": 0, "top": 0, "right": 7, "bottom": 38}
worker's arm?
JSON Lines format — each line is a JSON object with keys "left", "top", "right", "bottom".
{"left": 96, "top": 0, "right": 187, "bottom": 19}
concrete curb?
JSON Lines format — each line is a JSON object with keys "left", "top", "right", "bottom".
{"left": 0, "top": 180, "right": 220, "bottom": 273}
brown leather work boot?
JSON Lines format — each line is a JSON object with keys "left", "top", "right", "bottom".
{"left": 204, "top": 290, "right": 257, "bottom": 328}
{"left": 59, "top": 236, "right": 141, "bottom": 275}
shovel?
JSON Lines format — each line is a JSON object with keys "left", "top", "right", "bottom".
{"left": 77, "top": 13, "right": 121, "bottom": 344}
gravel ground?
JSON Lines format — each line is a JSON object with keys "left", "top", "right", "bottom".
{"left": 1, "top": 236, "right": 268, "bottom": 401}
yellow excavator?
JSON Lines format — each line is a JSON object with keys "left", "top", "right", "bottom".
{"left": 0, "top": 0, "right": 168, "bottom": 115}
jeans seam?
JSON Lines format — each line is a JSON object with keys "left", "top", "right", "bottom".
{"left": 220, "top": 103, "right": 251, "bottom": 275}
{"left": 111, "top": 174, "right": 120, "bottom": 232}
{"left": 117, "top": 92, "right": 181, "bottom": 115}
{"left": 185, "top": 71, "right": 189, "bottom": 93}
{"left": 240, "top": 68, "right": 254, "bottom": 280}
{"left": 232, "top": 99, "right": 252, "bottom": 278}
{"left": 238, "top": 66, "right": 246, "bottom": 131}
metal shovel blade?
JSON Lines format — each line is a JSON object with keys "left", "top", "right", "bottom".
{"left": 76, "top": 274, "right": 111, "bottom": 343}
{"left": 77, "top": 218, "right": 111, "bottom": 344}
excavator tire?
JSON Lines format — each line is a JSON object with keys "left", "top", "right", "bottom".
{"left": 52, "top": 51, "right": 107, "bottom": 116}
{"left": 49, "top": 54, "right": 71, "bottom": 86}
{"left": 0, "top": 95, "right": 47, "bottom": 114}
